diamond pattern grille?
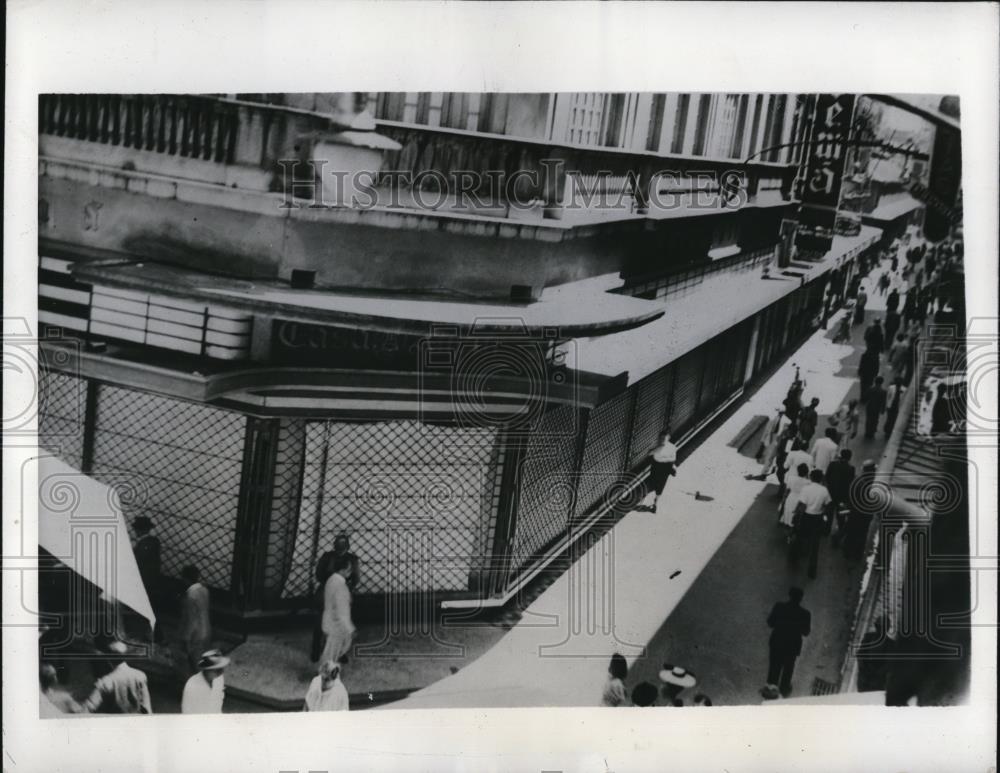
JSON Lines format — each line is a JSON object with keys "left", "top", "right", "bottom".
{"left": 282, "top": 420, "right": 501, "bottom": 598}
{"left": 90, "top": 385, "right": 247, "bottom": 590}
{"left": 509, "top": 404, "right": 579, "bottom": 572}
{"left": 575, "top": 389, "right": 634, "bottom": 517}
{"left": 37, "top": 368, "right": 86, "bottom": 468}
{"left": 627, "top": 363, "right": 674, "bottom": 469}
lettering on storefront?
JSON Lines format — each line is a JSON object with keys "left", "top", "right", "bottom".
{"left": 273, "top": 319, "right": 423, "bottom": 368}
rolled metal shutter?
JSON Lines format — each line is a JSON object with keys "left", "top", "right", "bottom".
{"left": 574, "top": 389, "right": 634, "bottom": 517}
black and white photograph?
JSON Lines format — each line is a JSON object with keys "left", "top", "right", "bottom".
{"left": 4, "top": 3, "right": 998, "bottom": 772}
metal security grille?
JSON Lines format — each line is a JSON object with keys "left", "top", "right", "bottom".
{"left": 282, "top": 421, "right": 501, "bottom": 599}
{"left": 574, "top": 390, "right": 634, "bottom": 517}
{"left": 509, "top": 404, "right": 579, "bottom": 574}
{"left": 90, "top": 385, "right": 247, "bottom": 591}
{"left": 627, "top": 364, "right": 674, "bottom": 469}
{"left": 261, "top": 418, "right": 306, "bottom": 600}
{"left": 37, "top": 368, "right": 87, "bottom": 469}
{"left": 668, "top": 345, "right": 706, "bottom": 437}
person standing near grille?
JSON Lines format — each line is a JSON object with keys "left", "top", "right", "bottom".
{"left": 884, "top": 377, "right": 907, "bottom": 437}
{"left": 320, "top": 555, "right": 357, "bottom": 666}
{"left": 179, "top": 565, "right": 212, "bottom": 674}
{"left": 648, "top": 429, "right": 678, "bottom": 512}
{"left": 761, "top": 587, "right": 811, "bottom": 700}
{"left": 132, "top": 516, "right": 163, "bottom": 643}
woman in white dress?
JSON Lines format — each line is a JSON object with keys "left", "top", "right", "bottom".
{"left": 779, "top": 462, "right": 811, "bottom": 533}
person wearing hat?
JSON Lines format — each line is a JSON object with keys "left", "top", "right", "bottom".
{"left": 181, "top": 649, "right": 229, "bottom": 714}
{"left": 303, "top": 660, "right": 350, "bottom": 712}
{"left": 659, "top": 664, "right": 697, "bottom": 706}
{"left": 762, "top": 587, "right": 811, "bottom": 700}
{"left": 82, "top": 640, "right": 152, "bottom": 714}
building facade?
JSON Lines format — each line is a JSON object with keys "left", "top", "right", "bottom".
{"left": 37, "top": 92, "right": 881, "bottom": 624}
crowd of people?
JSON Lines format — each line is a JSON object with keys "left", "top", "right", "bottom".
{"left": 40, "top": 528, "right": 362, "bottom": 716}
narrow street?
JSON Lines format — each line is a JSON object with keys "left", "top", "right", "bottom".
{"left": 626, "top": 258, "right": 904, "bottom": 704}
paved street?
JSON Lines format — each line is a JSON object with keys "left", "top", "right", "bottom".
{"left": 625, "top": 259, "right": 905, "bottom": 704}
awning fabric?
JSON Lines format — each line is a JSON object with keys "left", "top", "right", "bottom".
{"left": 36, "top": 456, "right": 156, "bottom": 628}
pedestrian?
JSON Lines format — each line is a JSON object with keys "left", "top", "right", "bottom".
{"left": 693, "top": 693, "right": 713, "bottom": 707}
{"left": 810, "top": 428, "right": 839, "bottom": 476}
{"left": 779, "top": 462, "right": 810, "bottom": 533}
{"left": 782, "top": 438, "right": 812, "bottom": 488}
{"left": 884, "top": 377, "right": 907, "bottom": 437}
{"left": 304, "top": 660, "right": 350, "bottom": 712}
{"left": 887, "top": 334, "right": 909, "bottom": 383}
{"left": 877, "top": 271, "right": 890, "bottom": 296}
{"left": 792, "top": 469, "right": 832, "bottom": 579}
{"left": 825, "top": 449, "right": 856, "bottom": 544}
{"left": 858, "top": 348, "right": 879, "bottom": 402}
{"left": 864, "top": 377, "right": 888, "bottom": 439}
{"left": 883, "top": 310, "right": 901, "bottom": 350}
{"left": 864, "top": 318, "right": 884, "bottom": 357}
{"left": 630, "top": 681, "right": 658, "bottom": 707}
{"left": 756, "top": 408, "right": 789, "bottom": 480}
{"left": 853, "top": 287, "right": 868, "bottom": 325}
{"left": 82, "top": 640, "right": 152, "bottom": 714}
{"left": 844, "top": 459, "right": 878, "bottom": 560}
{"left": 783, "top": 385, "right": 803, "bottom": 424}
{"left": 181, "top": 649, "right": 229, "bottom": 714}
{"left": 132, "top": 516, "right": 163, "bottom": 643}
{"left": 601, "top": 653, "right": 628, "bottom": 707}
{"left": 659, "top": 664, "right": 697, "bottom": 707}
{"left": 320, "top": 555, "right": 357, "bottom": 666}
{"left": 798, "top": 398, "right": 820, "bottom": 444}
{"left": 647, "top": 429, "right": 679, "bottom": 511}
{"left": 834, "top": 311, "right": 852, "bottom": 343}
{"left": 311, "top": 535, "right": 362, "bottom": 662}
{"left": 40, "top": 663, "right": 83, "bottom": 716}
{"left": 774, "top": 422, "right": 796, "bottom": 493}
{"left": 761, "top": 587, "right": 811, "bottom": 699}
{"left": 831, "top": 399, "right": 860, "bottom": 447}
{"left": 931, "top": 384, "right": 952, "bottom": 434}
{"left": 886, "top": 287, "right": 900, "bottom": 315}
{"left": 179, "top": 565, "right": 212, "bottom": 674}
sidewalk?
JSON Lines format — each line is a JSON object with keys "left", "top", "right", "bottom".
{"left": 385, "top": 259, "right": 901, "bottom": 709}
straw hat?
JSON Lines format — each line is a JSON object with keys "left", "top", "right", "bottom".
{"left": 196, "top": 649, "right": 230, "bottom": 671}
{"left": 658, "top": 664, "right": 697, "bottom": 689}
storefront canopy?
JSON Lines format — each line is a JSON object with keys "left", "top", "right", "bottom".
{"left": 36, "top": 456, "right": 156, "bottom": 628}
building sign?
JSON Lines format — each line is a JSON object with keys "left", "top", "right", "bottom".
{"left": 795, "top": 93, "right": 857, "bottom": 256}
{"left": 272, "top": 319, "right": 424, "bottom": 369}
{"left": 924, "top": 122, "right": 962, "bottom": 241}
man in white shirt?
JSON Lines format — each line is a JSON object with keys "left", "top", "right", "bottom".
{"left": 648, "top": 429, "right": 679, "bottom": 512}
{"left": 303, "top": 660, "right": 350, "bottom": 712}
{"left": 783, "top": 441, "right": 812, "bottom": 487}
{"left": 809, "top": 428, "right": 840, "bottom": 476}
{"left": 181, "top": 649, "right": 228, "bottom": 714}
{"left": 793, "top": 470, "right": 832, "bottom": 579}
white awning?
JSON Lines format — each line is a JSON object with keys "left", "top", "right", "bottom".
{"left": 37, "top": 456, "right": 156, "bottom": 628}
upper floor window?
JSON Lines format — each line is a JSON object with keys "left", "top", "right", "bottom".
{"left": 691, "top": 94, "right": 713, "bottom": 156}
{"left": 670, "top": 94, "right": 691, "bottom": 154}
{"left": 646, "top": 94, "right": 666, "bottom": 152}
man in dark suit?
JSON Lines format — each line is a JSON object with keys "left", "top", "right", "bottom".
{"left": 865, "top": 376, "right": 888, "bottom": 439}
{"left": 762, "top": 587, "right": 812, "bottom": 699}
{"left": 825, "top": 449, "right": 856, "bottom": 545}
